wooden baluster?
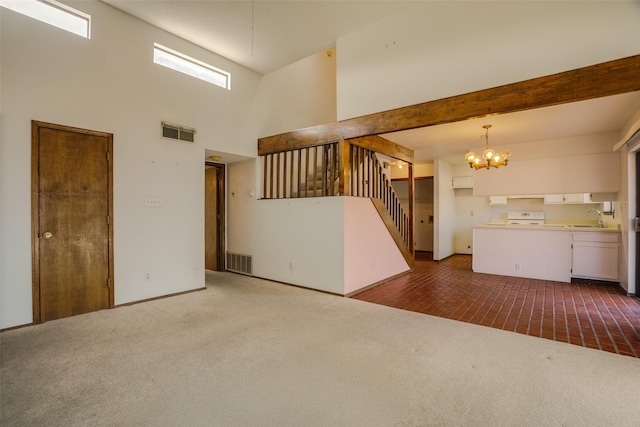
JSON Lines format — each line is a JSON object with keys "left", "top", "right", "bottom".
{"left": 283, "top": 151, "right": 288, "bottom": 198}
{"left": 297, "top": 149, "right": 302, "bottom": 198}
{"left": 321, "top": 145, "right": 327, "bottom": 196}
{"left": 330, "top": 143, "right": 336, "bottom": 196}
{"left": 289, "top": 150, "right": 294, "bottom": 198}
{"left": 276, "top": 152, "right": 281, "bottom": 198}
{"left": 263, "top": 155, "right": 268, "bottom": 199}
{"left": 269, "top": 154, "right": 274, "bottom": 199}
{"left": 364, "top": 150, "right": 368, "bottom": 197}
{"left": 304, "top": 148, "right": 309, "bottom": 197}
{"left": 408, "top": 162, "right": 414, "bottom": 254}
{"left": 312, "top": 146, "right": 318, "bottom": 197}
{"left": 366, "top": 151, "right": 371, "bottom": 197}
{"left": 338, "top": 140, "right": 351, "bottom": 196}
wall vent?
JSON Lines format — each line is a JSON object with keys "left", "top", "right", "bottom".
{"left": 226, "top": 252, "right": 253, "bottom": 275}
{"left": 162, "top": 121, "right": 195, "bottom": 142}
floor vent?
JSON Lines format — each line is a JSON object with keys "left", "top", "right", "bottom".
{"left": 162, "top": 121, "right": 195, "bottom": 143}
{"left": 226, "top": 252, "right": 253, "bottom": 275}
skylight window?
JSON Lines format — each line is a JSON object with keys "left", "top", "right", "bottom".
{"left": 0, "top": 0, "right": 90, "bottom": 38}
{"left": 153, "top": 43, "right": 231, "bottom": 90}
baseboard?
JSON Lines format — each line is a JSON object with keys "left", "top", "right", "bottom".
{"left": 345, "top": 269, "right": 412, "bottom": 298}
{"left": 115, "top": 287, "right": 206, "bottom": 307}
{"left": 1, "top": 322, "right": 36, "bottom": 333}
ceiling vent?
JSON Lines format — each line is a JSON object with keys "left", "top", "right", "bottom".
{"left": 162, "top": 121, "right": 195, "bottom": 143}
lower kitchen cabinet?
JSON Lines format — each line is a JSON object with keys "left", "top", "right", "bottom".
{"left": 571, "top": 232, "right": 619, "bottom": 281}
{"left": 473, "top": 227, "right": 572, "bottom": 282}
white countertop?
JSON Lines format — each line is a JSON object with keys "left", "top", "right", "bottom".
{"left": 475, "top": 223, "right": 620, "bottom": 233}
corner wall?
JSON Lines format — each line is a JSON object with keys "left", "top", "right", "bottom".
{"left": 336, "top": 1, "right": 640, "bottom": 120}
{"left": 0, "top": 0, "right": 262, "bottom": 328}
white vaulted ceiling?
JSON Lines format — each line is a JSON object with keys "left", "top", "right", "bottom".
{"left": 101, "top": 1, "right": 640, "bottom": 164}
{"left": 101, "top": 0, "right": 415, "bottom": 75}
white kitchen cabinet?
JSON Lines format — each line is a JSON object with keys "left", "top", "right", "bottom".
{"left": 571, "top": 232, "right": 619, "bottom": 281}
{"left": 544, "top": 193, "right": 593, "bottom": 204}
{"left": 452, "top": 176, "right": 473, "bottom": 189}
{"left": 489, "top": 195, "right": 507, "bottom": 206}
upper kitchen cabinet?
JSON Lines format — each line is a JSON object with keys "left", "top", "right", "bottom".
{"left": 544, "top": 193, "right": 594, "bottom": 204}
{"left": 452, "top": 176, "right": 473, "bottom": 189}
{"left": 473, "top": 152, "right": 619, "bottom": 196}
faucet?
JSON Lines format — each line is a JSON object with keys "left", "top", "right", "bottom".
{"left": 588, "top": 209, "right": 604, "bottom": 228}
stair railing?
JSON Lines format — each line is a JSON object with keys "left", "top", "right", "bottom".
{"left": 259, "top": 138, "right": 413, "bottom": 260}
{"left": 349, "top": 145, "right": 412, "bottom": 251}
{"left": 262, "top": 142, "right": 339, "bottom": 199}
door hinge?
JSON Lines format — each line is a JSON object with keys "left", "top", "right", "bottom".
{"left": 107, "top": 278, "right": 111, "bottom": 288}
{"left": 106, "top": 151, "right": 110, "bottom": 161}
{"left": 107, "top": 215, "right": 110, "bottom": 225}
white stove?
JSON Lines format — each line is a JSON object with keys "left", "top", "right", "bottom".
{"left": 507, "top": 211, "right": 545, "bottom": 225}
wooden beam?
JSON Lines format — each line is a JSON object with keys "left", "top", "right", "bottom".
{"left": 348, "top": 135, "right": 414, "bottom": 164}
{"left": 258, "top": 55, "right": 640, "bottom": 151}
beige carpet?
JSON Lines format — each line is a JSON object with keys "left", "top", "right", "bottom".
{"left": 1, "top": 271, "right": 639, "bottom": 426}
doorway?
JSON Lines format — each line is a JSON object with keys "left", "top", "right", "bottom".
{"left": 31, "top": 121, "right": 114, "bottom": 323}
{"left": 205, "top": 162, "right": 225, "bottom": 271}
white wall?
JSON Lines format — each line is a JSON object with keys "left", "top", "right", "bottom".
{"left": 253, "top": 197, "right": 345, "bottom": 294}
{"left": 343, "top": 197, "right": 409, "bottom": 294}
{"left": 336, "top": 1, "right": 640, "bottom": 120}
{"left": 227, "top": 159, "right": 258, "bottom": 257}
{"left": 434, "top": 160, "right": 455, "bottom": 260}
{"left": 0, "top": 0, "right": 262, "bottom": 328}
{"left": 226, "top": 45, "right": 339, "bottom": 273}
{"left": 251, "top": 196, "right": 409, "bottom": 296}
{"left": 253, "top": 47, "right": 337, "bottom": 138}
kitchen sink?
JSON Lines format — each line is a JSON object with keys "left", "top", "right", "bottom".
{"left": 568, "top": 224, "right": 599, "bottom": 228}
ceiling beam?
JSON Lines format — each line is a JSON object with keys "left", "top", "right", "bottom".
{"left": 258, "top": 54, "right": 640, "bottom": 153}
{"left": 348, "top": 135, "right": 414, "bottom": 164}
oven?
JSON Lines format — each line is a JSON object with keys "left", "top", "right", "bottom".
{"left": 507, "top": 211, "right": 545, "bottom": 225}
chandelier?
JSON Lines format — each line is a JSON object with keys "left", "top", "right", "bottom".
{"left": 464, "top": 125, "right": 511, "bottom": 170}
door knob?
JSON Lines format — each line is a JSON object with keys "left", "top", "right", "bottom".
{"left": 42, "top": 231, "right": 53, "bottom": 239}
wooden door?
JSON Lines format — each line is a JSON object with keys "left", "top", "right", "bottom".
{"left": 205, "top": 163, "right": 225, "bottom": 271}
{"left": 32, "top": 121, "right": 113, "bottom": 323}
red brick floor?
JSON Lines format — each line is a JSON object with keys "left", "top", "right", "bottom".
{"left": 353, "top": 252, "right": 640, "bottom": 358}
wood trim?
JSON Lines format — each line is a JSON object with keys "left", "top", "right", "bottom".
{"left": 107, "top": 132, "right": 114, "bottom": 309}
{"left": 258, "top": 55, "right": 640, "bottom": 150}
{"left": 205, "top": 162, "right": 226, "bottom": 270}
{"left": 338, "top": 139, "right": 351, "bottom": 196}
{"left": 114, "top": 287, "right": 206, "bottom": 307}
{"left": 348, "top": 135, "right": 414, "bottom": 164}
{"left": 31, "top": 120, "right": 115, "bottom": 323}
{"left": 345, "top": 269, "right": 412, "bottom": 298}
{"left": 371, "top": 198, "right": 414, "bottom": 268}
{"left": 407, "top": 163, "right": 414, "bottom": 254}
{"left": 31, "top": 122, "right": 40, "bottom": 324}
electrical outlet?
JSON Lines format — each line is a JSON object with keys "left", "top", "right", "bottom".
{"left": 289, "top": 262, "right": 294, "bottom": 270}
{"left": 515, "top": 263, "right": 521, "bottom": 271}
{"left": 144, "top": 272, "right": 151, "bottom": 281}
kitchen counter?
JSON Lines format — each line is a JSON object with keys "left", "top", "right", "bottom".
{"left": 475, "top": 223, "right": 620, "bottom": 233}
{"left": 472, "top": 225, "right": 620, "bottom": 283}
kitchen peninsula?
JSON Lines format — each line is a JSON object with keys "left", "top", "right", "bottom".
{"left": 473, "top": 223, "right": 620, "bottom": 283}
